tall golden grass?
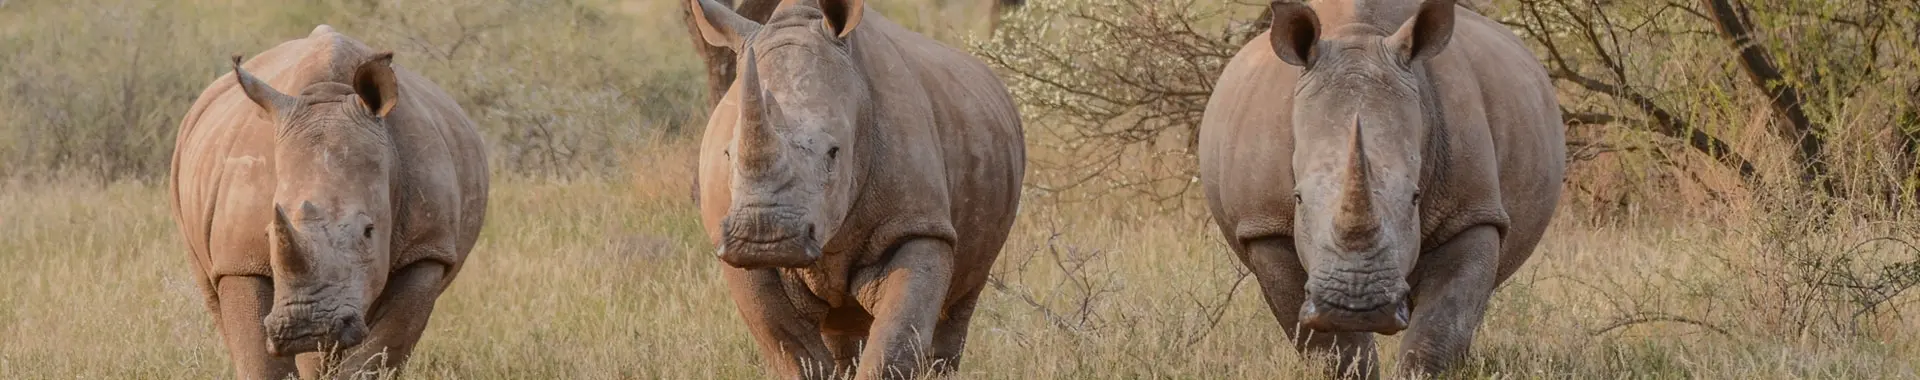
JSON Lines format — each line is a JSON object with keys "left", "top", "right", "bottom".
{"left": 3, "top": 136, "right": 1916, "bottom": 378}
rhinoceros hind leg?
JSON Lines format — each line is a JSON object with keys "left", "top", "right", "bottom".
{"left": 214, "top": 275, "right": 298, "bottom": 380}
{"left": 1397, "top": 225, "right": 1501, "bottom": 377}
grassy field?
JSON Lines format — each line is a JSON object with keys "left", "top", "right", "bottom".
{"left": 2, "top": 0, "right": 1918, "bottom": 378}
{"left": 2, "top": 138, "right": 1915, "bottom": 379}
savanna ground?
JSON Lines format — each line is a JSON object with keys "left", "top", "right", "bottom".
{"left": 3, "top": 0, "right": 1919, "bottom": 379}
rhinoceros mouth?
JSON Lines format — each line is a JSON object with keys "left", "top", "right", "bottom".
{"left": 263, "top": 304, "right": 369, "bottom": 356}
{"left": 726, "top": 232, "right": 807, "bottom": 245}
{"left": 717, "top": 231, "right": 823, "bottom": 269}
{"left": 717, "top": 206, "right": 825, "bottom": 267}
{"left": 1298, "top": 296, "right": 1411, "bottom": 335}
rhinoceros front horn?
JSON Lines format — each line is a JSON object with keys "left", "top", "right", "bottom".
{"left": 735, "top": 49, "right": 783, "bottom": 167}
{"left": 1333, "top": 116, "right": 1380, "bottom": 251}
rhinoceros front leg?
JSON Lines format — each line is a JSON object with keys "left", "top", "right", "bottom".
{"left": 215, "top": 275, "right": 300, "bottom": 380}
{"left": 1241, "top": 237, "right": 1380, "bottom": 379}
{"left": 851, "top": 238, "right": 954, "bottom": 380}
{"left": 722, "top": 266, "right": 836, "bottom": 379}
{"left": 301, "top": 260, "right": 451, "bottom": 379}
{"left": 1397, "top": 225, "right": 1501, "bottom": 377}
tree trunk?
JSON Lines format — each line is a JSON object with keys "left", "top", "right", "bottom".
{"left": 1702, "top": 0, "right": 1835, "bottom": 196}
{"left": 1909, "top": 18, "right": 1920, "bottom": 206}
{"left": 987, "top": 0, "right": 1026, "bottom": 36}
{"left": 1899, "top": 83, "right": 1920, "bottom": 207}
{"left": 1246, "top": 3, "right": 1275, "bottom": 45}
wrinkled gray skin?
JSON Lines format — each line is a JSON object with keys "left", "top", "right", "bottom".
{"left": 691, "top": 0, "right": 1026, "bottom": 379}
{"left": 1198, "top": 0, "right": 1564, "bottom": 378}
{"left": 171, "top": 25, "right": 488, "bottom": 380}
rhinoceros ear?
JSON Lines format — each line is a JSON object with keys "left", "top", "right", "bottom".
{"left": 352, "top": 52, "right": 399, "bottom": 119}
{"left": 230, "top": 54, "right": 297, "bottom": 118}
{"left": 689, "top": 0, "right": 764, "bottom": 51}
{"left": 1385, "top": 0, "right": 1456, "bottom": 65}
{"left": 1267, "top": 0, "right": 1322, "bottom": 68}
{"left": 819, "top": 0, "right": 865, "bottom": 38}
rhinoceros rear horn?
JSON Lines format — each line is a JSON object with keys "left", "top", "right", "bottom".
{"left": 230, "top": 54, "right": 297, "bottom": 118}
{"left": 268, "top": 204, "right": 304, "bottom": 272}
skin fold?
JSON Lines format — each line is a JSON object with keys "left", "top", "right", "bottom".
{"left": 1197, "top": 0, "right": 1564, "bottom": 377}
{"left": 170, "top": 25, "right": 488, "bottom": 380}
{"left": 690, "top": 0, "right": 1026, "bottom": 378}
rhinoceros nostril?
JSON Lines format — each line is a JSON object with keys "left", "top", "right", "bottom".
{"left": 336, "top": 314, "right": 368, "bottom": 347}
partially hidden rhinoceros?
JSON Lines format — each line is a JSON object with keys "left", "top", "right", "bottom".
{"left": 687, "top": 0, "right": 1027, "bottom": 378}
{"left": 1198, "top": 0, "right": 1564, "bottom": 378}
{"left": 170, "top": 25, "right": 488, "bottom": 380}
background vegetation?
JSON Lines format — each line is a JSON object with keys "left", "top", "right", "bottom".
{"left": 0, "top": 0, "right": 708, "bottom": 179}
{"left": 1, "top": 0, "right": 1916, "bottom": 378}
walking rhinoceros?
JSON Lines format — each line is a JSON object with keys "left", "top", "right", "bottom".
{"left": 1198, "top": 0, "right": 1564, "bottom": 377}
{"left": 170, "top": 25, "right": 488, "bottom": 380}
{"left": 687, "top": 0, "right": 1027, "bottom": 378}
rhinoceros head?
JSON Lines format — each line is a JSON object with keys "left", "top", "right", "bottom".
{"left": 691, "top": 0, "right": 869, "bottom": 268}
{"left": 230, "top": 53, "right": 400, "bottom": 355}
{"left": 1266, "top": 0, "right": 1457, "bottom": 334}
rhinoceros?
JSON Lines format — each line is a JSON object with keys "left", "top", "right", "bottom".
{"left": 170, "top": 25, "right": 488, "bottom": 379}
{"left": 687, "top": 0, "right": 1026, "bottom": 378}
{"left": 1198, "top": 0, "right": 1564, "bottom": 377}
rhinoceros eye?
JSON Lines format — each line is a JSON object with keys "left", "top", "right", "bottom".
{"left": 363, "top": 225, "right": 376, "bottom": 239}
{"left": 827, "top": 146, "right": 840, "bottom": 160}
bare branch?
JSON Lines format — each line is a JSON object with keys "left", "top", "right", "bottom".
{"left": 1519, "top": 0, "right": 1758, "bottom": 180}
{"left": 1588, "top": 312, "right": 1735, "bottom": 337}
{"left": 1563, "top": 110, "right": 1636, "bottom": 127}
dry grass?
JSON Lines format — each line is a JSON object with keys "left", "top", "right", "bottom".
{"left": 3, "top": 137, "right": 1916, "bottom": 379}
{"left": 3, "top": 0, "right": 1918, "bottom": 379}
